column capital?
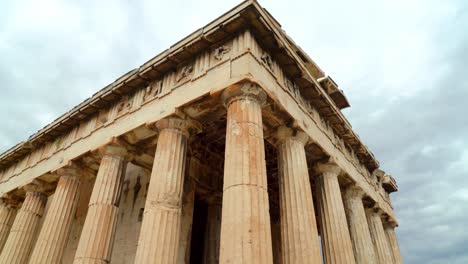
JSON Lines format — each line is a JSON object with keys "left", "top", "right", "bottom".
{"left": 366, "top": 206, "right": 385, "bottom": 217}
{"left": 315, "top": 158, "right": 341, "bottom": 176}
{"left": 276, "top": 126, "right": 309, "bottom": 146}
{"left": 54, "top": 161, "right": 87, "bottom": 181}
{"left": 21, "top": 179, "right": 50, "bottom": 195}
{"left": 0, "top": 194, "right": 21, "bottom": 208}
{"left": 155, "top": 117, "right": 201, "bottom": 137}
{"left": 23, "top": 191, "right": 47, "bottom": 201}
{"left": 18, "top": 189, "right": 47, "bottom": 217}
{"left": 343, "top": 184, "right": 365, "bottom": 200}
{"left": 221, "top": 82, "right": 267, "bottom": 107}
{"left": 98, "top": 138, "right": 131, "bottom": 160}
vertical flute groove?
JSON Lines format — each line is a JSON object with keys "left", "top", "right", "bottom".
{"left": 343, "top": 187, "right": 377, "bottom": 264}
{"left": 315, "top": 165, "right": 355, "bottom": 264}
{"left": 0, "top": 192, "right": 46, "bottom": 264}
{"left": 134, "top": 119, "right": 189, "bottom": 264}
{"left": 73, "top": 152, "right": 127, "bottom": 264}
{"left": 0, "top": 204, "right": 16, "bottom": 253}
{"left": 277, "top": 136, "right": 321, "bottom": 264}
{"left": 29, "top": 175, "right": 80, "bottom": 264}
{"left": 219, "top": 86, "right": 273, "bottom": 264}
{"left": 384, "top": 224, "right": 403, "bottom": 264}
{"left": 366, "top": 210, "right": 394, "bottom": 264}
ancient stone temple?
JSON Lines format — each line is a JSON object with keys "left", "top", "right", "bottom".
{"left": 0, "top": 1, "right": 402, "bottom": 263}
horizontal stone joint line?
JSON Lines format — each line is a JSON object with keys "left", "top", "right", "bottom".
{"left": 87, "top": 203, "right": 119, "bottom": 209}
{"left": 223, "top": 183, "right": 268, "bottom": 192}
{"left": 73, "top": 256, "right": 109, "bottom": 261}
{"left": 229, "top": 121, "right": 263, "bottom": 128}
{"left": 144, "top": 201, "right": 181, "bottom": 211}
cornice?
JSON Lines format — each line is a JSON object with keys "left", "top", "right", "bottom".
{"left": 0, "top": 0, "right": 380, "bottom": 176}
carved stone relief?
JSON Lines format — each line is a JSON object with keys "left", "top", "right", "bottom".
{"left": 177, "top": 64, "right": 194, "bottom": 83}
{"left": 261, "top": 52, "right": 273, "bottom": 70}
{"left": 214, "top": 45, "right": 230, "bottom": 61}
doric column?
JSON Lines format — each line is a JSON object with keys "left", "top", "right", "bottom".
{"left": 178, "top": 155, "right": 199, "bottom": 264}
{"left": 276, "top": 126, "right": 321, "bottom": 264}
{"left": 0, "top": 201, "right": 17, "bottom": 253}
{"left": 203, "top": 199, "right": 222, "bottom": 264}
{"left": 343, "top": 185, "right": 377, "bottom": 264}
{"left": 315, "top": 161, "right": 355, "bottom": 264}
{"left": 219, "top": 83, "right": 273, "bottom": 263}
{"left": 134, "top": 117, "right": 198, "bottom": 264}
{"left": 0, "top": 190, "right": 47, "bottom": 264}
{"left": 384, "top": 221, "right": 403, "bottom": 264}
{"left": 366, "top": 208, "right": 393, "bottom": 264}
{"left": 73, "top": 143, "right": 128, "bottom": 264}
{"left": 29, "top": 165, "right": 81, "bottom": 264}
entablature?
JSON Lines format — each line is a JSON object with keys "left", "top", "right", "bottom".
{"left": 0, "top": 1, "right": 396, "bottom": 220}
{"left": 318, "top": 76, "right": 350, "bottom": 110}
{"left": 0, "top": 0, "right": 378, "bottom": 175}
{"left": 382, "top": 174, "right": 398, "bottom": 193}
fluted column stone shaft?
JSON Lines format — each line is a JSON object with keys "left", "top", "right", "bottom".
{"left": 178, "top": 170, "right": 197, "bottom": 264}
{"left": 134, "top": 118, "right": 194, "bottom": 264}
{"left": 343, "top": 186, "right": 376, "bottom": 264}
{"left": 384, "top": 222, "right": 403, "bottom": 264}
{"left": 0, "top": 203, "right": 17, "bottom": 252}
{"left": 73, "top": 145, "right": 128, "bottom": 264}
{"left": 366, "top": 209, "right": 393, "bottom": 264}
{"left": 203, "top": 202, "right": 221, "bottom": 264}
{"left": 276, "top": 127, "right": 321, "bottom": 264}
{"left": 0, "top": 191, "right": 46, "bottom": 264}
{"left": 315, "top": 162, "right": 355, "bottom": 264}
{"left": 29, "top": 173, "right": 80, "bottom": 264}
{"left": 219, "top": 83, "right": 273, "bottom": 264}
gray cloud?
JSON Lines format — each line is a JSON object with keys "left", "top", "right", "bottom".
{"left": 338, "top": 2, "right": 468, "bottom": 263}
{"left": 1, "top": 0, "right": 467, "bottom": 263}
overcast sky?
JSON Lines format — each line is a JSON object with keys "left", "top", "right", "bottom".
{"left": 1, "top": 0, "right": 467, "bottom": 263}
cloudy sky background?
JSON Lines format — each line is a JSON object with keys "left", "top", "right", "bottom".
{"left": 1, "top": 0, "right": 467, "bottom": 263}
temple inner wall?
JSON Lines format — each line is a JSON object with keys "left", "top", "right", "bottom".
{"left": 61, "top": 163, "right": 149, "bottom": 264}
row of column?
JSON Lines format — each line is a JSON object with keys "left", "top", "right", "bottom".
{"left": 0, "top": 82, "right": 402, "bottom": 264}
{"left": 276, "top": 128, "right": 402, "bottom": 264}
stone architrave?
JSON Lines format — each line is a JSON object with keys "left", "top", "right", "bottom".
{"left": 276, "top": 126, "right": 321, "bottom": 264}
{"left": 134, "top": 117, "right": 197, "bottom": 264}
{"left": 0, "top": 202, "right": 16, "bottom": 253}
{"left": 343, "top": 185, "right": 377, "bottom": 264}
{"left": 366, "top": 208, "right": 394, "bottom": 264}
{"left": 384, "top": 221, "right": 403, "bottom": 264}
{"left": 315, "top": 161, "right": 356, "bottom": 264}
{"left": 0, "top": 191, "right": 47, "bottom": 264}
{"left": 218, "top": 83, "right": 274, "bottom": 263}
{"left": 29, "top": 166, "right": 81, "bottom": 264}
{"left": 73, "top": 144, "right": 128, "bottom": 264}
